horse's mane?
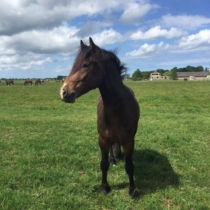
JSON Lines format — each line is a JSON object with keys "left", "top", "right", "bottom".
{"left": 101, "top": 48, "right": 127, "bottom": 78}
{"left": 70, "top": 45, "right": 127, "bottom": 78}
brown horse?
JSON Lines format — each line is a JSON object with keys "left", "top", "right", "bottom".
{"left": 60, "top": 38, "right": 140, "bottom": 197}
{"left": 24, "top": 79, "right": 33, "bottom": 85}
{"left": 35, "top": 79, "right": 42, "bottom": 85}
{"left": 6, "top": 80, "right": 14, "bottom": 85}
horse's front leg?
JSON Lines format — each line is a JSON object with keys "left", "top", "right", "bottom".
{"left": 99, "top": 136, "right": 111, "bottom": 195}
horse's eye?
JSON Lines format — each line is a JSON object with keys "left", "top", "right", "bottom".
{"left": 82, "top": 63, "right": 89, "bottom": 68}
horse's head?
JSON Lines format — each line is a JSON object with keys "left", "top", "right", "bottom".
{"left": 60, "top": 37, "right": 105, "bottom": 103}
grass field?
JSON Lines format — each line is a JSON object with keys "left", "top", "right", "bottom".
{"left": 0, "top": 80, "right": 210, "bottom": 210}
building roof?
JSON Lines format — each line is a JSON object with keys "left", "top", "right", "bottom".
{"left": 151, "top": 71, "right": 161, "bottom": 75}
{"left": 177, "top": 72, "right": 208, "bottom": 77}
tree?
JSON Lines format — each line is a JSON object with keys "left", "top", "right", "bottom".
{"left": 141, "top": 71, "right": 150, "bottom": 80}
{"left": 57, "top": 75, "right": 66, "bottom": 80}
{"left": 186, "top": 65, "right": 195, "bottom": 72}
{"left": 164, "top": 71, "right": 171, "bottom": 77}
{"left": 195, "top": 65, "right": 204, "bottom": 72}
{"left": 156, "top": 69, "right": 165, "bottom": 76}
{"left": 204, "top": 67, "right": 208, "bottom": 72}
{"left": 124, "top": 74, "right": 130, "bottom": 80}
{"left": 170, "top": 67, "right": 177, "bottom": 80}
{"left": 132, "top": 69, "right": 142, "bottom": 80}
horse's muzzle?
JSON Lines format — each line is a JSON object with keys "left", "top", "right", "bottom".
{"left": 60, "top": 85, "right": 76, "bottom": 103}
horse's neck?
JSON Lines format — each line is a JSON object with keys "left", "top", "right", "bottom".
{"left": 99, "top": 74, "right": 126, "bottom": 107}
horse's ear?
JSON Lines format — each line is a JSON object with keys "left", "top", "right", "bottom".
{"left": 80, "top": 40, "right": 86, "bottom": 49}
{"left": 89, "top": 37, "right": 98, "bottom": 54}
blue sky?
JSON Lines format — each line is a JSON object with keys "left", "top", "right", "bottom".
{"left": 0, "top": 0, "right": 210, "bottom": 78}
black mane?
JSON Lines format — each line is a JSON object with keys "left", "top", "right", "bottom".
{"left": 70, "top": 44, "right": 127, "bottom": 78}
{"left": 101, "top": 48, "right": 127, "bottom": 77}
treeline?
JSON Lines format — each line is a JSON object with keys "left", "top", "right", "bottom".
{"left": 129, "top": 65, "right": 209, "bottom": 80}
{"left": 0, "top": 78, "right": 51, "bottom": 80}
{"left": 56, "top": 75, "right": 66, "bottom": 80}
{"left": 1, "top": 76, "right": 66, "bottom": 80}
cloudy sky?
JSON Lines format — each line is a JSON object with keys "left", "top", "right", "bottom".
{"left": 0, "top": 0, "right": 210, "bottom": 78}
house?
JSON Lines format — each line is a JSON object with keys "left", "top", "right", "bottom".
{"left": 176, "top": 72, "right": 208, "bottom": 80}
{"left": 150, "top": 71, "right": 169, "bottom": 80}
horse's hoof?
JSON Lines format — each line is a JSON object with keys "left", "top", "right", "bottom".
{"left": 129, "top": 187, "right": 139, "bottom": 199}
{"left": 101, "top": 185, "right": 111, "bottom": 195}
{"left": 110, "top": 159, "right": 116, "bottom": 166}
{"left": 115, "top": 154, "right": 122, "bottom": 160}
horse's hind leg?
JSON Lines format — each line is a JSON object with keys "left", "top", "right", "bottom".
{"left": 110, "top": 143, "right": 122, "bottom": 165}
{"left": 122, "top": 141, "right": 136, "bottom": 197}
{"left": 113, "top": 143, "right": 121, "bottom": 160}
{"left": 99, "top": 136, "right": 111, "bottom": 195}
{"left": 109, "top": 146, "right": 116, "bottom": 166}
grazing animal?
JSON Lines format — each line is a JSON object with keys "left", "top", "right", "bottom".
{"left": 24, "top": 79, "right": 33, "bottom": 85}
{"left": 6, "top": 80, "right": 14, "bottom": 86}
{"left": 60, "top": 38, "right": 140, "bottom": 197}
{"left": 35, "top": 79, "right": 42, "bottom": 85}
{"left": 184, "top": 78, "right": 188, "bottom": 81}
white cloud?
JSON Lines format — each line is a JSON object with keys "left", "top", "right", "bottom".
{"left": 0, "top": 52, "right": 52, "bottom": 71}
{"left": 22, "top": 57, "right": 52, "bottom": 70}
{"left": 0, "top": 27, "right": 124, "bottom": 73}
{"left": 0, "top": 24, "right": 81, "bottom": 72}
{"left": 120, "top": 1, "right": 159, "bottom": 24}
{"left": 0, "top": 0, "right": 68, "bottom": 35}
{"left": 2, "top": 26, "right": 80, "bottom": 55}
{"left": 125, "top": 41, "right": 169, "bottom": 57}
{"left": 76, "top": 21, "right": 113, "bottom": 38}
{"left": 91, "top": 28, "right": 123, "bottom": 46}
{"left": 160, "top": 14, "right": 210, "bottom": 30}
{"left": 0, "top": 0, "right": 133, "bottom": 35}
{"left": 130, "top": 26, "right": 186, "bottom": 40}
{"left": 178, "top": 29, "right": 210, "bottom": 51}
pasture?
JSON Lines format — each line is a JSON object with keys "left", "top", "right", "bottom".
{"left": 0, "top": 80, "right": 210, "bottom": 209}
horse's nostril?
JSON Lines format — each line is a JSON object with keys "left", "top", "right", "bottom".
{"left": 63, "top": 90, "right": 67, "bottom": 96}
{"left": 62, "top": 86, "right": 68, "bottom": 97}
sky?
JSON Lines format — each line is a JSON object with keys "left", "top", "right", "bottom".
{"left": 0, "top": 0, "right": 210, "bottom": 79}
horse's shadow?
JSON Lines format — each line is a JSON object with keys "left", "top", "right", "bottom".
{"left": 92, "top": 149, "right": 180, "bottom": 198}
{"left": 132, "top": 149, "right": 180, "bottom": 196}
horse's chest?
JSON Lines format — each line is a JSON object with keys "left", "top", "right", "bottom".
{"left": 98, "top": 111, "right": 129, "bottom": 140}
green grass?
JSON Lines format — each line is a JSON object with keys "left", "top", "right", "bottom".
{"left": 0, "top": 80, "right": 210, "bottom": 209}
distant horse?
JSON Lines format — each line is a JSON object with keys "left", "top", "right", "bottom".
{"left": 184, "top": 78, "right": 188, "bottom": 81}
{"left": 60, "top": 38, "right": 140, "bottom": 197}
{"left": 24, "top": 79, "right": 33, "bottom": 85}
{"left": 35, "top": 79, "right": 42, "bottom": 85}
{"left": 6, "top": 80, "right": 14, "bottom": 86}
